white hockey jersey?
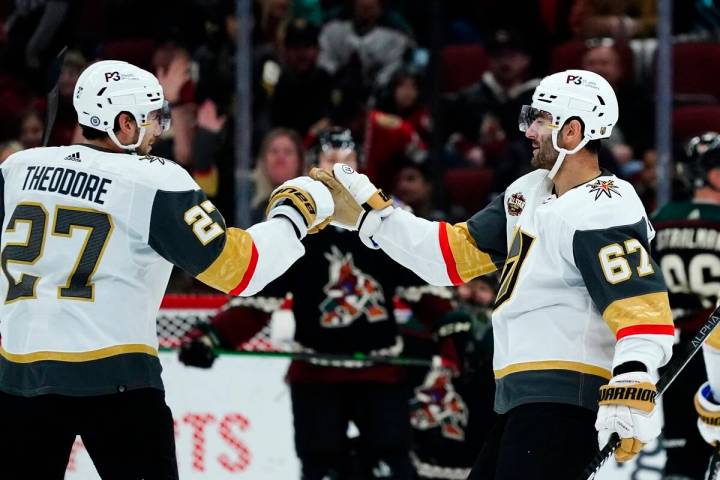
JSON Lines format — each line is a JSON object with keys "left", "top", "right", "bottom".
{"left": 372, "top": 169, "right": 674, "bottom": 413}
{"left": 0, "top": 144, "right": 304, "bottom": 396}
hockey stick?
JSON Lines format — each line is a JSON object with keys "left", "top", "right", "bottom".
{"left": 707, "top": 445, "right": 720, "bottom": 480}
{"left": 578, "top": 305, "right": 720, "bottom": 480}
{"left": 41, "top": 45, "right": 68, "bottom": 147}
{"left": 161, "top": 347, "right": 433, "bottom": 367}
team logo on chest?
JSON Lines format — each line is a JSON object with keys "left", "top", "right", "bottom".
{"left": 319, "top": 246, "right": 388, "bottom": 327}
{"left": 587, "top": 179, "right": 621, "bottom": 200}
{"left": 507, "top": 192, "right": 526, "bottom": 216}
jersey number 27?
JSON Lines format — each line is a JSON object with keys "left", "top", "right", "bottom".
{"left": 1, "top": 202, "right": 112, "bottom": 303}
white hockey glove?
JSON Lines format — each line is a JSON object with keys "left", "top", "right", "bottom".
{"left": 595, "top": 371, "right": 660, "bottom": 463}
{"left": 266, "top": 176, "right": 334, "bottom": 239}
{"left": 309, "top": 164, "right": 393, "bottom": 249}
{"left": 695, "top": 381, "right": 720, "bottom": 446}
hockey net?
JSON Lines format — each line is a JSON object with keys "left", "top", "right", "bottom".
{"left": 157, "top": 294, "right": 430, "bottom": 366}
{"left": 157, "top": 294, "right": 290, "bottom": 352}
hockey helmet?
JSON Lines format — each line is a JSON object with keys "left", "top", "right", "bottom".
{"left": 308, "top": 127, "right": 359, "bottom": 167}
{"left": 519, "top": 69, "right": 619, "bottom": 178}
{"left": 73, "top": 60, "right": 171, "bottom": 150}
{"left": 681, "top": 131, "right": 720, "bottom": 189}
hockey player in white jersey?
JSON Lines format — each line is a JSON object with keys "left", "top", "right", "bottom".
{"left": 0, "top": 60, "right": 334, "bottom": 479}
{"left": 310, "top": 70, "right": 674, "bottom": 479}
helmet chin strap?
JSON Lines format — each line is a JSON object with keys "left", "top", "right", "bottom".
{"left": 547, "top": 128, "right": 589, "bottom": 180}
{"left": 107, "top": 126, "right": 147, "bottom": 151}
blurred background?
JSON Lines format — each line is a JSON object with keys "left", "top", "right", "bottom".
{"left": 1, "top": 1, "right": 718, "bottom": 478}
{"left": 4, "top": 0, "right": 719, "bottom": 241}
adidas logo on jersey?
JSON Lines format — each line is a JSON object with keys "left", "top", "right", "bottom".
{"left": 63, "top": 152, "right": 81, "bottom": 162}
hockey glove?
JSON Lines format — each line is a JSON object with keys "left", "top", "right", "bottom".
{"left": 178, "top": 323, "right": 225, "bottom": 369}
{"left": 695, "top": 381, "right": 720, "bottom": 446}
{"left": 266, "top": 176, "right": 334, "bottom": 239}
{"left": 309, "top": 164, "right": 393, "bottom": 248}
{"left": 595, "top": 371, "right": 660, "bottom": 463}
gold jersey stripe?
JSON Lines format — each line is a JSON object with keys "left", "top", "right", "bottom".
{"left": 0, "top": 344, "right": 158, "bottom": 363}
{"left": 197, "top": 227, "right": 255, "bottom": 294}
{"left": 602, "top": 291, "right": 674, "bottom": 336}
{"left": 444, "top": 223, "right": 497, "bottom": 283}
{"left": 494, "top": 360, "right": 612, "bottom": 380}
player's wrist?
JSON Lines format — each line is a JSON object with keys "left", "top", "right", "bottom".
{"left": 268, "top": 207, "right": 308, "bottom": 239}
{"left": 358, "top": 206, "right": 394, "bottom": 242}
{"left": 599, "top": 371, "right": 657, "bottom": 414}
{"left": 612, "top": 360, "right": 648, "bottom": 376}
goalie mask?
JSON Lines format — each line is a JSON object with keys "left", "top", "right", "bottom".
{"left": 519, "top": 69, "right": 619, "bottom": 179}
{"left": 73, "top": 60, "right": 171, "bottom": 150}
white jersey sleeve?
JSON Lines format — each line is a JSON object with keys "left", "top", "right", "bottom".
{"left": 137, "top": 160, "right": 304, "bottom": 296}
{"left": 371, "top": 194, "right": 507, "bottom": 286}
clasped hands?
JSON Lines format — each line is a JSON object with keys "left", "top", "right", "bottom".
{"left": 266, "top": 164, "right": 392, "bottom": 244}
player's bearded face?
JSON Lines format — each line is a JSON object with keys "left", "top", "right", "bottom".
{"left": 530, "top": 131, "right": 559, "bottom": 170}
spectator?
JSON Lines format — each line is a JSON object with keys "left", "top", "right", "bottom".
{"left": 318, "top": 0, "right": 414, "bottom": 92}
{"left": 570, "top": 0, "right": 657, "bottom": 39}
{"left": 375, "top": 67, "right": 431, "bottom": 143}
{"left": 363, "top": 110, "right": 427, "bottom": 193}
{"left": 153, "top": 44, "right": 196, "bottom": 167}
{"left": 254, "top": 0, "right": 293, "bottom": 49}
{"left": 270, "top": 18, "right": 333, "bottom": 137}
{"left": 192, "top": 99, "right": 227, "bottom": 196}
{"left": 18, "top": 108, "right": 44, "bottom": 150}
{"left": 194, "top": 0, "right": 236, "bottom": 114}
{"left": 292, "top": 0, "right": 324, "bottom": 26}
{"left": 0, "top": 140, "right": 21, "bottom": 163}
{"left": 323, "top": 0, "right": 414, "bottom": 36}
{"left": 0, "top": 74, "right": 38, "bottom": 143}
{"left": 443, "top": 28, "right": 540, "bottom": 167}
{"left": 194, "top": 0, "right": 276, "bottom": 150}
{"left": 0, "top": 0, "right": 71, "bottom": 89}
{"left": 250, "top": 128, "right": 305, "bottom": 224}
{"left": 581, "top": 42, "right": 653, "bottom": 177}
{"left": 673, "top": 0, "right": 720, "bottom": 36}
{"left": 50, "top": 49, "right": 87, "bottom": 146}
{"left": 392, "top": 159, "right": 445, "bottom": 222}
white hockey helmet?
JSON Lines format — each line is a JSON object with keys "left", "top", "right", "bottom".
{"left": 519, "top": 69, "right": 619, "bottom": 178}
{"left": 73, "top": 60, "right": 170, "bottom": 150}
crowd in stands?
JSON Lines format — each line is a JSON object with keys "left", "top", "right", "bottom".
{"left": 5, "top": 2, "right": 720, "bottom": 477}
{"left": 2, "top": 0, "right": 720, "bottom": 250}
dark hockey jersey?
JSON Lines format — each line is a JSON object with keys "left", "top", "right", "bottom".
{"left": 208, "top": 226, "right": 456, "bottom": 383}
{"left": 652, "top": 201, "right": 720, "bottom": 333}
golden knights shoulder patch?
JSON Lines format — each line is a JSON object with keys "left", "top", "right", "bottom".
{"left": 587, "top": 179, "right": 622, "bottom": 200}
